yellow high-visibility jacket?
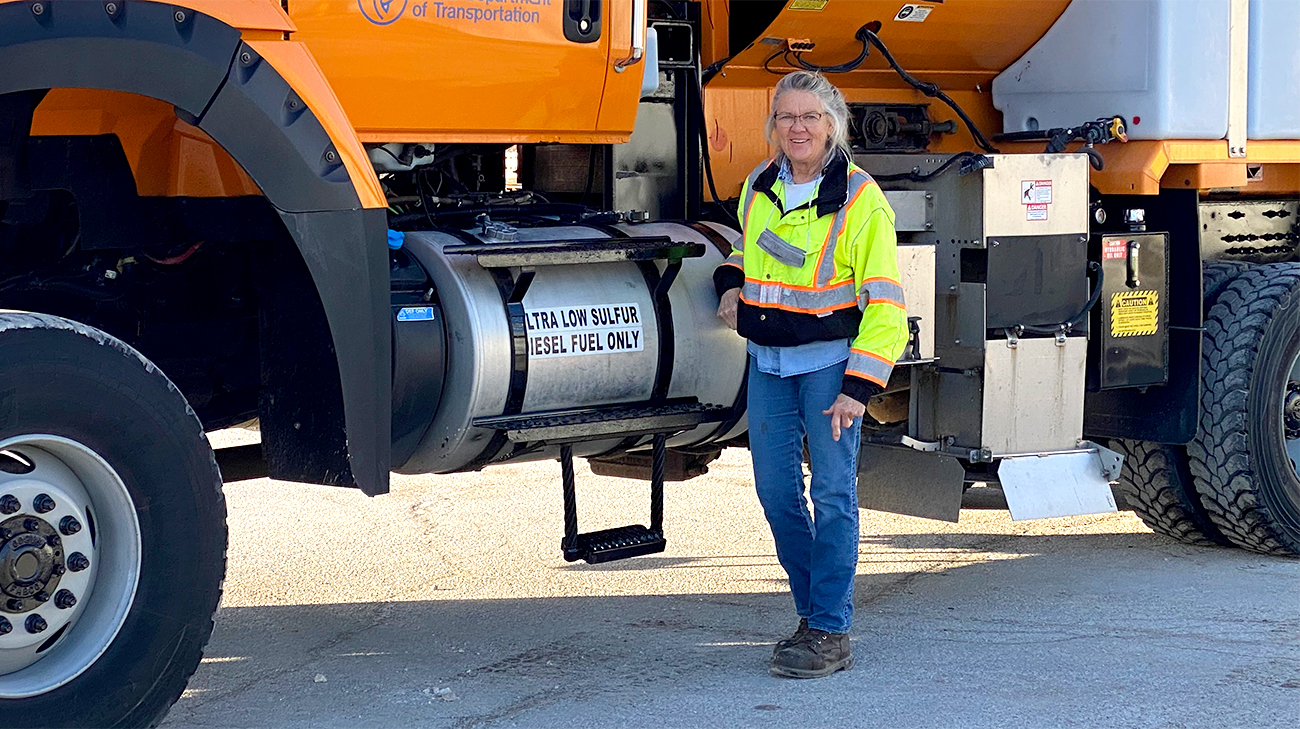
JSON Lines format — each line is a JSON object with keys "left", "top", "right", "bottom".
{"left": 713, "top": 149, "right": 909, "bottom": 403}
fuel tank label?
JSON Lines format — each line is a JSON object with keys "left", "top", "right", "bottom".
{"left": 524, "top": 303, "right": 644, "bottom": 359}
{"left": 1109, "top": 290, "right": 1160, "bottom": 337}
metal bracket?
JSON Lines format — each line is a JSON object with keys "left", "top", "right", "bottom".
{"left": 1081, "top": 439, "right": 1124, "bottom": 481}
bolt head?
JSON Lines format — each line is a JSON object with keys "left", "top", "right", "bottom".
{"left": 31, "top": 3, "right": 44, "bottom": 16}
{"left": 54, "top": 590, "right": 76, "bottom": 610}
{"left": 67, "top": 552, "right": 90, "bottom": 572}
{"left": 59, "top": 516, "right": 82, "bottom": 536}
{"left": 34, "top": 591, "right": 49, "bottom": 603}
{"left": 25, "top": 614, "right": 47, "bottom": 634}
{"left": 325, "top": 151, "right": 338, "bottom": 163}
{"left": 0, "top": 617, "right": 11, "bottom": 635}
{"left": 0, "top": 494, "right": 19, "bottom": 514}
{"left": 105, "top": 2, "right": 118, "bottom": 14}
{"left": 240, "top": 51, "right": 253, "bottom": 65}
{"left": 46, "top": 533, "right": 60, "bottom": 547}
{"left": 33, "top": 493, "right": 55, "bottom": 513}
{"left": 174, "top": 9, "right": 186, "bottom": 22}
{"left": 6, "top": 598, "right": 23, "bottom": 612}
{"left": 23, "top": 518, "right": 40, "bottom": 533}
{"left": 51, "top": 564, "right": 65, "bottom": 576}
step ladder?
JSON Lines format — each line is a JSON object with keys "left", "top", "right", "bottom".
{"left": 473, "top": 399, "right": 729, "bottom": 564}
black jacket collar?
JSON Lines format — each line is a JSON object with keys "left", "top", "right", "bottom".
{"left": 752, "top": 148, "right": 851, "bottom": 219}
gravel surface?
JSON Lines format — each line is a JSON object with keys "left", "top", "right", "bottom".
{"left": 161, "top": 433, "right": 1300, "bottom": 728}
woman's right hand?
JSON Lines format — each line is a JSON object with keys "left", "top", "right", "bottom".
{"left": 717, "top": 287, "right": 740, "bottom": 330}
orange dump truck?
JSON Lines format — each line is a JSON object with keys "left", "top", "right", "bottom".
{"left": 0, "top": 1, "right": 1297, "bottom": 725}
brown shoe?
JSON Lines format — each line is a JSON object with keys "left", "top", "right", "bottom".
{"left": 772, "top": 618, "right": 809, "bottom": 656}
{"left": 770, "top": 628, "right": 854, "bottom": 678}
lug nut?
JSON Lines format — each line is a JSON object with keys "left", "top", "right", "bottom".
{"left": 33, "top": 494, "right": 55, "bottom": 513}
{"left": 34, "top": 591, "right": 49, "bottom": 603}
{"left": 67, "top": 553, "right": 90, "bottom": 572}
{"left": 0, "top": 494, "right": 18, "bottom": 514}
{"left": 23, "top": 518, "right": 40, "bottom": 533}
{"left": 46, "top": 533, "right": 60, "bottom": 547}
{"left": 0, "top": 528, "right": 11, "bottom": 541}
{"left": 0, "top": 617, "right": 11, "bottom": 635}
{"left": 54, "top": 590, "right": 76, "bottom": 610}
{"left": 59, "top": 516, "right": 82, "bottom": 536}
{"left": 25, "top": 614, "right": 47, "bottom": 634}
{"left": 6, "top": 598, "right": 23, "bottom": 612}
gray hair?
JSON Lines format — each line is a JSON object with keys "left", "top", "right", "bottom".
{"left": 766, "top": 71, "right": 852, "bottom": 161}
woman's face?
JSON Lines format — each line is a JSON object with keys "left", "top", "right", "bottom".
{"left": 773, "top": 90, "right": 830, "bottom": 167}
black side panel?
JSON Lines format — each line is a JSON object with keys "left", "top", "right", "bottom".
{"left": 0, "top": 1, "right": 239, "bottom": 117}
{"left": 1084, "top": 189, "right": 1201, "bottom": 443}
{"left": 0, "top": 90, "right": 44, "bottom": 198}
{"left": 27, "top": 135, "right": 148, "bottom": 250}
{"left": 276, "top": 208, "right": 391, "bottom": 495}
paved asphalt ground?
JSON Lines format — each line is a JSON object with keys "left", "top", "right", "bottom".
{"left": 161, "top": 432, "right": 1300, "bottom": 729}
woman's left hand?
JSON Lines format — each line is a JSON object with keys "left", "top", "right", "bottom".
{"left": 822, "top": 393, "right": 866, "bottom": 442}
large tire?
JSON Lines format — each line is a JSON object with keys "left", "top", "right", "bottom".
{"left": 1111, "top": 439, "right": 1230, "bottom": 546}
{"left": 1188, "top": 264, "right": 1300, "bottom": 556}
{"left": 0, "top": 313, "right": 227, "bottom": 726}
{"left": 1106, "top": 261, "right": 1252, "bottom": 546}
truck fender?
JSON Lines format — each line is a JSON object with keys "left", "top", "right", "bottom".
{"left": 0, "top": 1, "right": 390, "bottom": 493}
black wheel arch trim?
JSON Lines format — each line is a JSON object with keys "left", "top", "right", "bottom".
{"left": 0, "top": 1, "right": 391, "bottom": 494}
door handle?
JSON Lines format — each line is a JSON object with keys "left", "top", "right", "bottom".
{"left": 614, "top": 0, "right": 646, "bottom": 72}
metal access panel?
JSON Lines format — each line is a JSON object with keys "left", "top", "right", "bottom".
{"left": 1097, "top": 232, "right": 1170, "bottom": 389}
{"left": 897, "top": 243, "right": 936, "bottom": 360}
{"left": 982, "top": 336, "right": 1087, "bottom": 455}
{"left": 982, "top": 153, "right": 1090, "bottom": 239}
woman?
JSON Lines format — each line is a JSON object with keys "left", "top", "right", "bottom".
{"left": 714, "top": 71, "right": 908, "bottom": 679}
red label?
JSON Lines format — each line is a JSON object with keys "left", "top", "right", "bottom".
{"left": 1103, "top": 239, "right": 1127, "bottom": 260}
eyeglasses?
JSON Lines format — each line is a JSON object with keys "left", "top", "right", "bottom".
{"left": 773, "top": 112, "right": 824, "bottom": 128}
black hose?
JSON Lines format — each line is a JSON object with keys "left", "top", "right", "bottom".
{"left": 871, "top": 151, "right": 991, "bottom": 183}
{"left": 1017, "top": 261, "right": 1104, "bottom": 334}
{"left": 691, "top": 70, "right": 740, "bottom": 227}
{"left": 859, "top": 28, "right": 999, "bottom": 154}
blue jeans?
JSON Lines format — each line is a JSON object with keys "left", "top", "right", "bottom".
{"left": 748, "top": 356, "right": 861, "bottom": 634}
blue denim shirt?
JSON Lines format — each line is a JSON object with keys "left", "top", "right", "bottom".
{"left": 747, "top": 157, "right": 850, "bottom": 377}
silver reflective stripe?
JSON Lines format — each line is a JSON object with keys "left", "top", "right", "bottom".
{"left": 858, "top": 278, "right": 906, "bottom": 310}
{"left": 815, "top": 170, "right": 874, "bottom": 287}
{"left": 741, "top": 280, "right": 856, "bottom": 311}
{"left": 755, "top": 229, "right": 806, "bottom": 268}
{"left": 723, "top": 251, "right": 744, "bottom": 267}
{"left": 847, "top": 349, "right": 893, "bottom": 386}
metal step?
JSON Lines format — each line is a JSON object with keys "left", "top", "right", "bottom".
{"left": 442, "top": 236, "right": 705, "bottom": 268}
{"left": 473, "top": 399, "right": 728, "bottom": 444}
{"left": 562, "top": 524, "right": 666, "bottom": 564}
{"left": 558, "top": 435, "right": 669, "bottom": 565}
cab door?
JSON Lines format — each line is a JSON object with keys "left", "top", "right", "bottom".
{"left": 290, "top": 0, "right": 617, "bottom": 142}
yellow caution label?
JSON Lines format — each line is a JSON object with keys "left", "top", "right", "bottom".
{"left": 789, "top": 0, "right": 829, "bottom": 10}
{"left": 1110, "top": 290, "right": 1160, "bottom": 337}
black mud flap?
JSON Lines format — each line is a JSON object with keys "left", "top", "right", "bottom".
{"left": 857, "top": 442, "right": 965, "bottom": 522}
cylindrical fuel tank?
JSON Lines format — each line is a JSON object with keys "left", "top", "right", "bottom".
{"left": 396, "top": 222, "right": 748, "bottom": 474}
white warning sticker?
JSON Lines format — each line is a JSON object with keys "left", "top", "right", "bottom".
{"left": 1026, "top": 204, "right": 1049, "bottom": 221}
{"left": 1022, "top": 179, "right": 1053, "bottom": 204}
{"left": 894, "top": 4, "right": 934, "bottom": 22}
{"left": 524, "top": 303, "right": 644, "bottom": 359}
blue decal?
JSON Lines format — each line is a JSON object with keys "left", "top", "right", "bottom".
{"left": 397, "top": 307, "right": 436, "bottom": 322}
{"left": 359, "top": 0, "right": 409, "bottom": 25}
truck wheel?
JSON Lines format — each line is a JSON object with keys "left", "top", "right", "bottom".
{"left": 1202, "top": 259, "right": 1251, "bottom": 306}
{"left": 1189, "top": 264, "right": 1300, "bottom": 556}
{"left": 1103, "top": 261, "right": 1253, "bottom": 546}
{"left": 0, "top": 313, "right": 226, "bottom": 727}
{"left": 1110, "top": 440, "right": 1230, "bottom": 546}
